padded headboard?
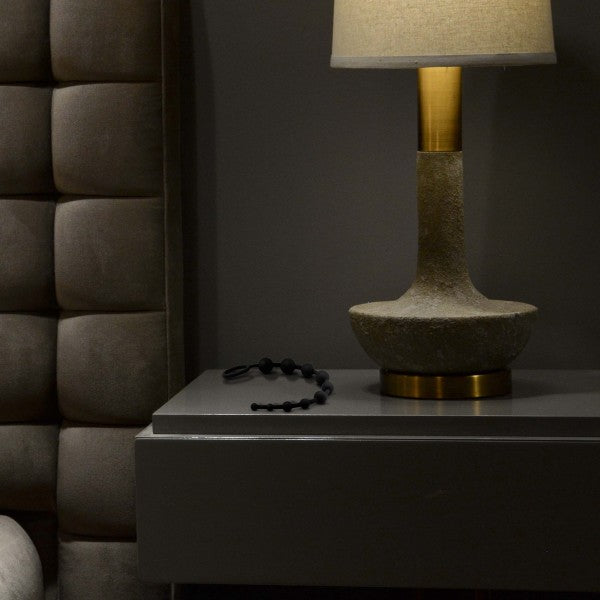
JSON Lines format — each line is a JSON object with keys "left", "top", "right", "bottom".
{"left": 0, "top": 1, "right": 183, "bottom": 598}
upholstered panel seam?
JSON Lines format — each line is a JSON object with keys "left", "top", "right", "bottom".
{"left": 57, "top": 421, "right": 144, "bottom": 430}
{"left": 57, "top": 309, "right": 167, "bottom": 315}
{"left": 52, "top": 197, "right": 162, "bottom": 201}
{"left": 161, "top": 0, "right": 185, "bottom": 397}
{"left": 53, "top": 196, "right": 162, "bottom": 201}
{"left": 0, "top": 195, "right": 57, "bottom": 198}
{"left": 59, "top": 533, "right": 136, "bottom": 543}
{"left": 0, "top": 419, "right": 58, "bottom": 426}
{"left": 0, "top": 82, "right": 53, "bottom": 87}
{"left": 161, "top": 4, "right": 170, "bottom": 398}
{"left": 0, "top": 310, "right": 59, "bottom": 316}
{"left": 51, "top": 80, "right": 158, "bottom": 85}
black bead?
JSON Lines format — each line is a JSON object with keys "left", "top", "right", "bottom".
{"left": 300, "top": 399, "right": 311, "bottom": 409}
{"left": 314, "top": 390, "right": 327, "bottom": 405}
{"left": 258, "top": 357, "right": 274, "bottom": 374}
{"left": 283, "top": 401, "right": 293, "bottom": 413}
{"left": 251, "top": 403, "right": 259, "bottom": 411}
{"left": 267, "top": 403, "right": 274, "bottom": 412}
{"left": 315, "top": 370, "right": 329, "bottom": 385}
{"left": 321, "top": 381, "right": 334, "bottom": 395}
{"left": 280, "top": 358, "right": 296, "bottom": 374}
{"left": 300, "top": 363, "right": 314, "bottom": 378}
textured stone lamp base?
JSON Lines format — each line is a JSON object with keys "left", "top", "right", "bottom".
{"left": 350, "top": 152, "right": 537, "bottom": 398}
{"left": 350, "top": 292, "right": 537, "bottom": 378}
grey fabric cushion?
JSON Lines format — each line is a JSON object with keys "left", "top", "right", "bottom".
{"left": 0, "top": 87, "right": 53, "bottom": 194}
{"left": 55, "top": 197, "right": 165, "bottom": 311}
{"left": 50, "top": 0, "right": 161, "bottom": 82}
{"left": 0, "top": 515, "right": 44, "bottom": 600}
{"left": 0, "top": 199, "right": 55, "bottom": 312}
{"left": 0, "top": 0, "right": 50, "bottom": 82}
{"left": 0, "top": 426, "right": 58, "bottom": 511}
{"left": 59, "top": 535, "right": 169, "bottom": 600}
{"left": 52, "top": 83, "right": 163, "bottom": 196}
{"left": 57, "top": 312, "right": 168, "bottom": 424}
{"left": 0, "top": 314, "right": 56, "bottom": 422}
{"left": 58, "top": 425, "right": 141, "bottom": 537}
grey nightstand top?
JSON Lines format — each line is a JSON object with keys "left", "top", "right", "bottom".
{"left": 151, "top": 369, "right": 600, "bottom": 438}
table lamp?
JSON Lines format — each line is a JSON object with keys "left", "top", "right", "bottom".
{"left": 331, "top": 0, "right": 556, "bottom": 399}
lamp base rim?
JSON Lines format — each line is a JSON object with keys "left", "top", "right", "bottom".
{"left": 380, "top": 369, "right": 511, "bottom": 399}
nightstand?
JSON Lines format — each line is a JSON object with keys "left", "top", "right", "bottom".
{"left": 136, "top": 369, "right": 600, "bottom": 592}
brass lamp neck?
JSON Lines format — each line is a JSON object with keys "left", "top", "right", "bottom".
{"left": 418, "top": 67, "right": 462, "bottom": 152}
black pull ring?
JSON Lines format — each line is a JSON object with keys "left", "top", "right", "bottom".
{"left": 223, "top": 364, "right": 257, "bottom": 379}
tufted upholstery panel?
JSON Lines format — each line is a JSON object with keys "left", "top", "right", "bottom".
{"left": 0, "top": 86, "right": 54, "bottom": 194}
{"left": 52, "top": 83, "right": 163, "bottom": 196}
{"left": 0, "top": 0, "right": 51, "bottom": 82}
{"left": 0, "top": 315, "right": 56, "bottom": 421}
{"left": 0, "top": 1, "right": 182, "bottom": 598}
{"left": 59, "top": 535, "right": 169, "bottom": 600}
{"left": 55, "top": 198, "right": 165, "bottom": 311}
{"left": 0, "top": 201, "right": 55, "bottom": 312}
{"left": 57, "top": 313, "right": 168, "bottom": 424}
{"left": 57, "top": 425, "right": 141, "bottom": 537}
{"left": 50, "top": 0, "right": 161, "bottom": 83}
{"left": 0, "top": 426, "right": 58, "bottom": 512}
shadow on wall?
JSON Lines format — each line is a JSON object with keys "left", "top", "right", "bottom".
{"left": 479, "top": 1, "right": 600, "bottom": 368}
{"left": 180, "top": 0, "right": 218, "bottom": 381}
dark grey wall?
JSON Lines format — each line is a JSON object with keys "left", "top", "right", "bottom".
{"left": 182, "top": 0, "right": 600, "bottom": 379}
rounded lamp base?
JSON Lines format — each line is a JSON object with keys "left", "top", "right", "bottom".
{"left": 380, "top": 369, "right": 511, "bottom": 399}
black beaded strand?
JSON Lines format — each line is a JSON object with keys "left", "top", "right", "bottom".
{"left": 222, "top": 358, "right": 334, "bottom": 412}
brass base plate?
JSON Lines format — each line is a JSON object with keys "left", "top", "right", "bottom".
{"left": 381, "top": 369, "right": 511, "bottom": 399}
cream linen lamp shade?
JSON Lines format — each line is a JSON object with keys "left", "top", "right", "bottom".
{"left": 331, "top": 0, "right": 556, "bottom": 68}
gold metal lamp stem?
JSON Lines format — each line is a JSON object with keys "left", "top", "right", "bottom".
{"left": 418, "top": 66, "right": 462, "bottom": 152}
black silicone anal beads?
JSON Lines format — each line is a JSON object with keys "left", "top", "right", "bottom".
{"left": 222, "top": 358, "right": 334, "bottom": 412}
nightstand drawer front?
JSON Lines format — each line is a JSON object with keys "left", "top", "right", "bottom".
{"left": 136, "top": 435, "right": 600, "bottom": 592}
